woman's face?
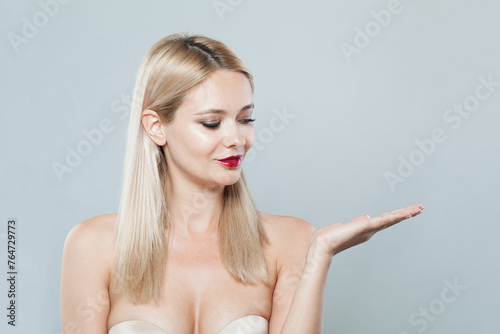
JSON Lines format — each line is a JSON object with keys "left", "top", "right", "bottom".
{"left": 162, "top": 70, "right": 255, "bottom": 188}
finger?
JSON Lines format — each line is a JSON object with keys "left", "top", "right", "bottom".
{"left": 381, "top": 204, "right": 423, "bottom": 217}
{"left": 351, "top": 214, "right": 371, "bottom": 222}
{"left": 379, "top": 204, "right": 423, "bottom": 219}
{"left": 370, "top": 204, "right": 423, "bottom": 230}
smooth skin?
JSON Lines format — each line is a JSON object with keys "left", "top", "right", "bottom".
{"left": 60, "top": 70, "right": 423, "bottom": 334}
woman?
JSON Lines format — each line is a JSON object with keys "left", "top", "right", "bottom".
{"left": 60, "top": 33, "right": 423, "bottom": 334}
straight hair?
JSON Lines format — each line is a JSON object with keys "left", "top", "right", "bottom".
{"left": 113, "top": 33, "right": 268, "bottom": 303}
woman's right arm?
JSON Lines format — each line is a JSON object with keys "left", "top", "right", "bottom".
{"left": 60, "top": 215, "right": 114, "bottom": 334}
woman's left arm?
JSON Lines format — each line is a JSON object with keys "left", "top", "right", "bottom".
{"left": 271, "top": 204, "right": 424, "bottom": 334}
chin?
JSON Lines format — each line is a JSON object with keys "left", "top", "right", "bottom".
{"left": 222, "top": 176, "right": 241, "bottom": 186}
{"left": 216, "top": 171, "right": 242, "bottom": 186}
{"left": 204, "top": 164, "right": 242, "bottom": 186}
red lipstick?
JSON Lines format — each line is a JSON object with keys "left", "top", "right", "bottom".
{"left": 217, "top": 155, "right": 242, "bottom": 168}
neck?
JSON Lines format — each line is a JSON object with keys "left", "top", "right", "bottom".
{"left": 165, "top": 172, "right": 225, "bottom": 238}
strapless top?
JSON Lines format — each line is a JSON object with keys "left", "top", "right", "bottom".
{"left": 108, "top": 315, "right": 268, "bottom": 334}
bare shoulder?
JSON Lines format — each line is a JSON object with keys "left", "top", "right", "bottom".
{"left": 259, "top": 211, "right": 316, "bottom": 269}
{"left": 64, "top": 213, "right": 117, "bottom": 250}
{"left": 259, "top": 211, "right": 316, "bottom": 244}
{"left": 61, "top": 214, "right": 117, "bottom": 331}
{"left": 62, "top": 213, "right": 117, "bottom": 272}
{"left": 66, "top": 213, "right": 117, "bottom": 237}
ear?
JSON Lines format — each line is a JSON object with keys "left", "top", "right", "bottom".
{"left": 141, "top": 109, "right": 167, "bottom": 146}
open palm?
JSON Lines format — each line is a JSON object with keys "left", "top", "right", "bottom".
{"left": 312, "top": 204, "right": 424, "bottom": 257}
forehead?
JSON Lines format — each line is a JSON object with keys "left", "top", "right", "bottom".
{"left": 181, "top": 70, "right": 253, "bottom": 115}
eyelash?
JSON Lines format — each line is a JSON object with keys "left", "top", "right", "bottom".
{"left": 202, "top": 118, "right": 256, "bottom": 129}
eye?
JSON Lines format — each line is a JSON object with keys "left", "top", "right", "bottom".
{"left": 202, "top": 122, "right": 220, "bottom": 129}
{"left": 202, "top": 118, "right": 255, "bottom": 129}
{"left": 240, "top": 118, "right": 256, "bottom": 125}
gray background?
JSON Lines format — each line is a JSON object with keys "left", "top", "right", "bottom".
{"left": 1, "top": 0, "right": 499, "bottom": 333}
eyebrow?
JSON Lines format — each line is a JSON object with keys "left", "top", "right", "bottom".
{"left": 194, "top": 103, "right": 254, "bottom": 116}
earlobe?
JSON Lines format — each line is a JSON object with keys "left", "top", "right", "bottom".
{"left": 141, "top": 109, "right": 167, "bottom": 146}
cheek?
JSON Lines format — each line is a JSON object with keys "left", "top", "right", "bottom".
{"left": 244, "top": 127, "right": 255, "bottom": 151}
{"left": 189, "top": 132, "right": 215, "bottom": 151}
{"left": 170, "top": 124, "right": 216, "bottom": 157}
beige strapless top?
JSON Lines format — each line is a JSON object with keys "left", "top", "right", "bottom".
{"left": 108, "top": 315, "right": 268, "bottom": 334}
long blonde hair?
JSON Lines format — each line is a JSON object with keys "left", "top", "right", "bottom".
{"left": 113, "top": 33, "right": 268, "bottom": 303}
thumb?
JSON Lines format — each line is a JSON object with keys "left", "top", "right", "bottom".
{"left": 351, "top": 214, "right": 370, "bottom": 222}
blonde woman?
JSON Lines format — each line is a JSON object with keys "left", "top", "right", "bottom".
{"left": 60, "top": 33, "right": 423, "bottom": 334}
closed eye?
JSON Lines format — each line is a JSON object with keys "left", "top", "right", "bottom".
{"left": 201, "top": 118, "right": 256, "bottom": 129}
{"left": 240, "top": 118, "right": 256, "bottom": 124}
{"left": 202, "top": 122, "right": 220, "bottom": 128}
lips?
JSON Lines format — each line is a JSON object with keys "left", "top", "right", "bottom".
{"left": 218, "top": 155, "right": 242, "bottom": 161}
{"left": 217, "top": 155, "right": 242, "bottom": 168}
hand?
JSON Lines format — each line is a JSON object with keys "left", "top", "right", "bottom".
{"left": 310, "top": 204, "right": 424, "bottom": 258}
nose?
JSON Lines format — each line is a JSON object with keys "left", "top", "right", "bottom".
{"left": 222, "top": 121, "right": 246, "bottom": 148}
